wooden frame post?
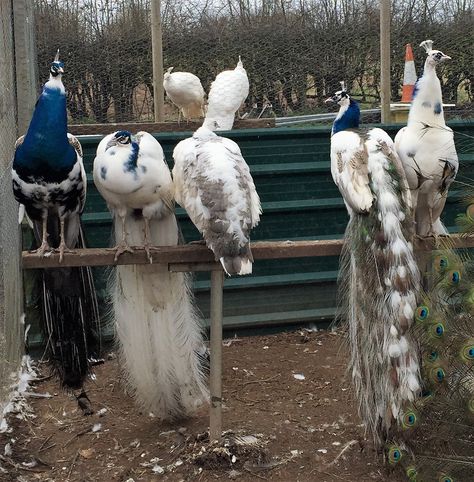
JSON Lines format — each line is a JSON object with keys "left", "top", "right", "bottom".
{"left": 209, "top": 269, "right": 224, "bottom": 443}
{"left": 380, "top": 0, "right": 391, "bottom": 123}
{"left": 150, "top": 0, "right": 165, "bottom": 122}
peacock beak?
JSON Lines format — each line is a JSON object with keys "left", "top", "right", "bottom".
{"left": 441, "top": 54, "right": 451, "bottom": 62}
{"left": 105, "top": 139, "right": 117, "bottom": 151}
{"left": 325, "top": 97, "right": 335, "bottom": 104}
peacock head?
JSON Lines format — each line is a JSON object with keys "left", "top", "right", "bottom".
{"left": 325, "top": 81, "right": 350, "bottom": 107}
{"left": 420, "top": 40, "right": 451, "bottom": 67}
{"left": 106, "top": 131, "right": 133, "bottom": 151}
{"left": 50, "top": 50, "right": 64, "bottom": 78}
{"left": 164, "top": 67, "right": 174, "bottom": 80}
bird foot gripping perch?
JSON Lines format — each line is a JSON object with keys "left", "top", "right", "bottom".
{"left": 106, "top": 242, "right": 134, "bottom": 262}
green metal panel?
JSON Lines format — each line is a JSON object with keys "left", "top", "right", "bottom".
{"left": 26, "top": 121, "right": 474, "bottom": 342}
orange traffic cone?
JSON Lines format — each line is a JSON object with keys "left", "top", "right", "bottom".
{"left": 401, "top": 44, "right": 417, "bottom": 102}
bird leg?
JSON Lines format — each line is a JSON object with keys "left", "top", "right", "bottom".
{"left": 143, "top": 217, "right": 153, "bottom": 264}
{"left": 107, "top": 213, "right": 133, "bottom": 261}
{"left": 57, "top": 217, "right": 74, "bottom": 263}
{"left": 33, "top": 215, "right": 51, "bottom": 257}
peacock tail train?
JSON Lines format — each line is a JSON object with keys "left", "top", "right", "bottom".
{"left": 110, "top": 212, "right": 209, "bottom": 419}
{"left": 387, "top": 201, "right": 474, "bottom": 481}
{"left": 39, "top": 223, "right": 101, "bottom": 389}
{"left": 338, "top": 136, "right": 421, "bottom": 446}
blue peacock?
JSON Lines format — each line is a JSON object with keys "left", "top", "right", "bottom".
{"left": 12, "top": 51, "right": 100, "bottom": 400}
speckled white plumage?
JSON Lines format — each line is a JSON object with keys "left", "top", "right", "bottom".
{"left": 173, "top": 127, "right": 261, "bottom": 275}
{"left": 395, "top": 40, "right": 458, "bottom": 236}
{"left": 93, "top": 131, "right": 208, "bottom": 419}
{"left": 202, "top": 57, "right": 249, "bottom": 131}
{"left": 163, "top": 68, "right": 205, "bottom": 120}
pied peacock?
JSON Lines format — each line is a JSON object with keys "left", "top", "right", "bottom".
{"left": 203, "top": 56, "right": 249, "bottom": 131}
{"left": 326, "top": 84, "right": 422, "bottom": 445}
{"left": 12, "top": 52, "right": 100, "bottom": 397}
{"left": 163, "top": 67, "right": 205, "bottom": 122}
{"left": 395, "top": 40, "right": 458, "bottom": 236}
{"left": 93, "top": 130, "right": 208, "bottom": 418}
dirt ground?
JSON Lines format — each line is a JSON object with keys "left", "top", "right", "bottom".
{"left": 0, "top": 329, "right": 404, "bottom": 482}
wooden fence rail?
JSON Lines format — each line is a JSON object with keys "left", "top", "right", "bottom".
{"left": 20, "top": 234, "right": 474, "bottom": 442}
{"left": 22, "top": 235, "right": 474, "bottom": 270}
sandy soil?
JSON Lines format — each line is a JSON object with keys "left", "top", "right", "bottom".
{"left": 0, "top": 329, "right": 403, "bottom": 481}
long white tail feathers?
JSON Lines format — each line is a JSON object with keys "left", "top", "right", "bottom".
{"left": 112, "top": 214, "right": 208, "bottom": 419}
{"left": 343, "top": 136, "right": 422, "bottom": 444}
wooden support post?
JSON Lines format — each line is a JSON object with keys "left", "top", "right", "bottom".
{"left": 12, "top": 0, "right": 38, "bottom": 134}
{"left": 380, "top": 0, "right": 391, "bottom": 123}
{"left": 150, "top": 0, "right": 164, "bottom": 122}
{"left": 209, "top": 269, "right": 224, "bottom": 443}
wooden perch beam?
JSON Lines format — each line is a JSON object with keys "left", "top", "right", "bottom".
{"left": 21, "top": 236, "right": 474, "bottom": 270}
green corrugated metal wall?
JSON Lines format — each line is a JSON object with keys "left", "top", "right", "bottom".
{"left": 26, "top": 122, "right": 474, "bottom": 342}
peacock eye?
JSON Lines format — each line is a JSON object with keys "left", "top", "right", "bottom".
{"left": 438, "top": 475, "right": 453, "bottom": 482}
{"left": 415, "top": 305, "right": 429, "bottom": 321}
{"left": 448, "top": 270, "right": 461, "bottom": 284}
{"left": 434, "top": 367, "right": 445, "bottom": 382}
{"left": 460, "top": 342, "right": 474, "bottom": 362}
{"left": 466, "top": 204, "right": 474, "bottom": 221}
{"left": 428, "top": 350, "right": 439, "bottom": 362}
{"left": 406, "top": 466, "right": 418, "bottom": 480}
{"left": 387, "top": 445, "right": 402, "bottom": 464}
{"left": 402, "top": 410, "right": 417, "bottom": 429}
{"left": 431, "top": 322, "right": 445, "bottom": 338}
{"left": 434, "top": 255, "right": 449, "bottom": 271}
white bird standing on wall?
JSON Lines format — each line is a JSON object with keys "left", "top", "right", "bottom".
{"left": 395, "top": 40, "right": 458, "bottom": 236}
{"left": 93, "top": 130, "right": 208, "bottom": 418}
{"left": 163, "top": 67, "right": 205, "bottom": 122}
{"left": 173, "top": 126, "right": 261, "bottom": 276}
{"left": 203, "top": 56, "right": 249, "bottom": 131}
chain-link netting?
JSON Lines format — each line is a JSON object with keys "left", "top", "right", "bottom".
{"left": 0, "top": 2, "right": 23, "bottom": 413}
{"left": 33, "top": 0, "right": 473, "bottom": 126}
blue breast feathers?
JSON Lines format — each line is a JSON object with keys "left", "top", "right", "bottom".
{"left": 332, "top": 100, "right": 360, "bottom": 134}
{"left": 123, "top": 141, "right": 140, "bottom": 175}
{"left": 13, "top": 82, "right": 77, "bottom": 183}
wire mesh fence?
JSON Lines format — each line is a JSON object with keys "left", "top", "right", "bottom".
{"left": 0, "top": 2, "right": 23, "bottom": 413}
{"left": 33, "top": 0, "right": 473, "bottom": 126}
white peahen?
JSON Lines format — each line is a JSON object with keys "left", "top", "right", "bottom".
{"left": 326, "top": 84, "right": 422, "bottom": 446}
{"left": 163, "top": 67, "right": 205, "bottom": 121}
{"left": 172, "top": 126, "right": 261, "bottom": 276}
{"left": 395, "top": 40, "right": 458, "bottom": 236}
{"left": 93, "top": 130, "right": 208, "bottom": 418}
{"left": 202, "top": 56, "right": 249, "bottom": 131}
